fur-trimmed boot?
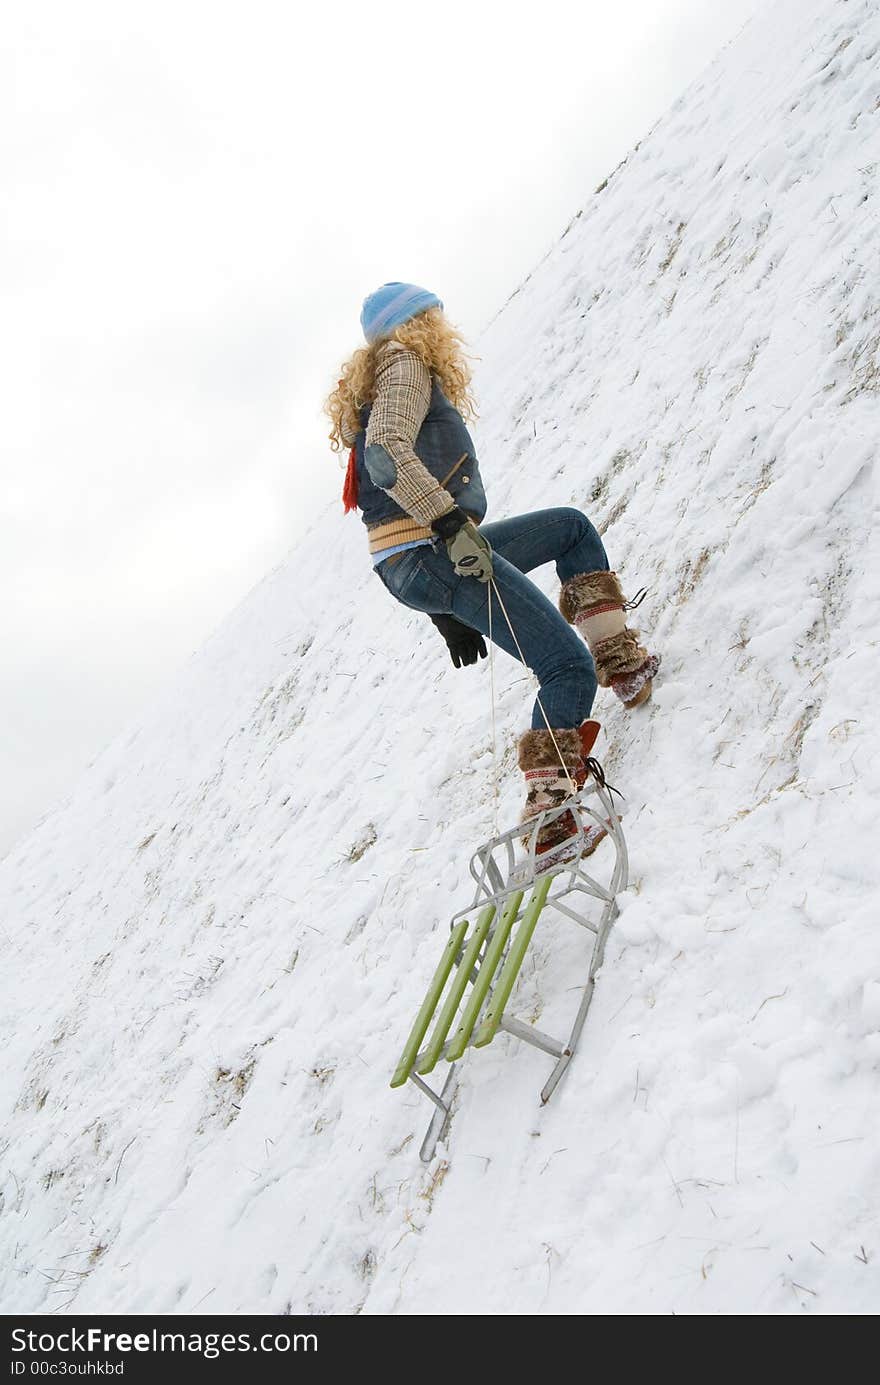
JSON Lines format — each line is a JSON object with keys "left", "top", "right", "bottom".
{"left": 517, "top": 721, "right": 607, "bottom": 865}
{"left": 559, "top": 570, "right": 660, "bottom": 709}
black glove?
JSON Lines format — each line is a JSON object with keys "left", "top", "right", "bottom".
{"left": 428, "top": 613, "right": 488, "bottom": 669}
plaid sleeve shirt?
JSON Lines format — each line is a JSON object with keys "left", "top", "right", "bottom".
{"left": 364, "top": 343, "right": 457, "bottom": 527}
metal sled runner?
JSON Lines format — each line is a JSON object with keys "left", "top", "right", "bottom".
{"left": 390, "top": 776, "right": 629, "bottom": 1161}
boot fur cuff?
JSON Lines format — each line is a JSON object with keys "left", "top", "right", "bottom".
{"left": 559, "top": 570, "right": 624, "bottom": 624}
{"left": 592, "top": 628, "right": 648, "bottom": 687}
{"left": 517, "top": 727, "right": 582, "bottom": 770}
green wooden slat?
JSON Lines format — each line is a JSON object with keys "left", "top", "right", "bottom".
{"left": 416, "top": 905, "right": 496, "bottom": 1076}
{"left": 390, "top": 920, "right": 469, "bottom": 1088}
{"left": 444, "top": 890, "right": 524, "bottom": 1063}
{"left": 474, "top": 874, "right": 553, "bottom": 1048}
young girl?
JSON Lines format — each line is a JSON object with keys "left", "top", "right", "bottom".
{"left": 325, "top": 282, "right": 659, "bottom": 860}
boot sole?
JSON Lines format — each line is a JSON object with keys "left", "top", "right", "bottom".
{"left": 624, "top": 678, "right": 653, "bottom": 710}
{"left": 534, "top": 826, "right": 608, "bottom": 871}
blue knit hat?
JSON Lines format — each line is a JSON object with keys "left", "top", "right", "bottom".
{"left": 360, "top": 282, "right": 443, "bottom": 344}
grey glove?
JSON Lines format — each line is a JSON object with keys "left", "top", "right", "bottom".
{"left": 431, "top": 507, "right": 493, "bottom": 583}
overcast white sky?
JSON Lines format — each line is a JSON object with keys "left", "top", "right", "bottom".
{"left": 3, "top": 0, "right": 762, "bottom": 858}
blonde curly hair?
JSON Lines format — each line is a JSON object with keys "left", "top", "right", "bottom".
{"left": 324, "top": 306, "right": 477, "bottom": 453}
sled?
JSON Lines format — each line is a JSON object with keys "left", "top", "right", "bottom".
{"left": 390, "top": 771, "right": 628, "bottom": 1161}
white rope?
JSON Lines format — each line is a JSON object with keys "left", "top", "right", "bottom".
{"left": 488, "top": 577, "right": 577, "bottom": 793}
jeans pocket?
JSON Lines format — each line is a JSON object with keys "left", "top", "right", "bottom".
{"left": 376, "top": 550, "right": 419, "bottom": 598}
{"left": 386, "top": 550, "right": 454, "bottom": 613}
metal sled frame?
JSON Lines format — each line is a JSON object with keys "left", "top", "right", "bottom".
{"left": 391, "top": 779, "right": 628, "bottom": 1162}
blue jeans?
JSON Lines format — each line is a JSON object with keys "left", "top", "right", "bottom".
{"left": 375, "top": 507, "right": 608, "bottom": 729}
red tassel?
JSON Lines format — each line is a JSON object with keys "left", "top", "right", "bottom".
{"left": 342, "top": 445, "right": 359, "bottom": 514}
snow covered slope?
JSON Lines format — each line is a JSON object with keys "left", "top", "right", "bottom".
{"left": 3, "top": 0, "right": 879, "bottom": 1316}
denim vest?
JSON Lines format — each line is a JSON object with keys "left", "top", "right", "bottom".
{"left": 355, "top": 377, "right": 487, "bottom": 529}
